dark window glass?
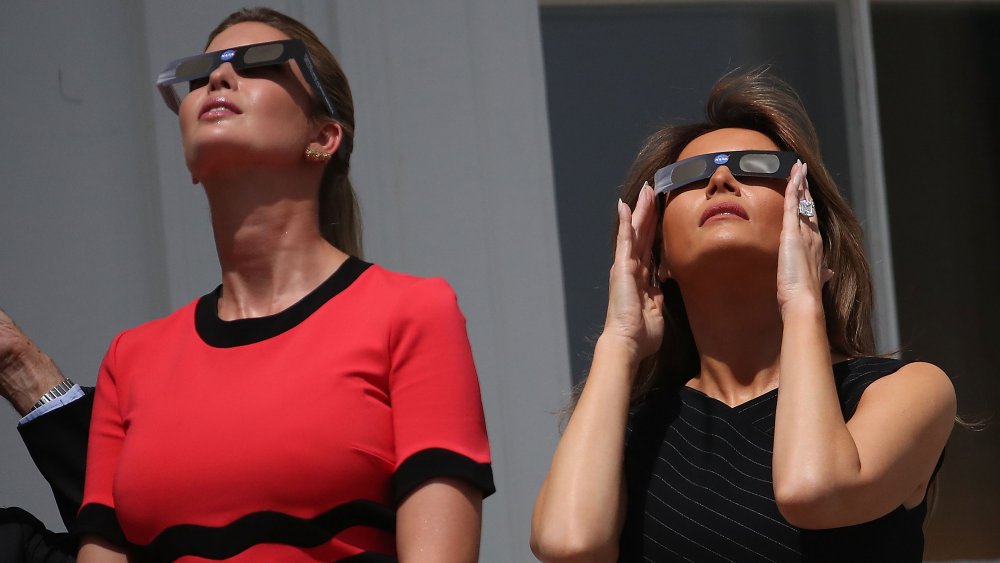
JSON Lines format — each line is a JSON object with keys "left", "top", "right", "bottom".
{"left": 873, "top": 3, "right": 1000, "bottom": 558}
{"left": 541, "top": 4, "right": 850, "bottom": 381}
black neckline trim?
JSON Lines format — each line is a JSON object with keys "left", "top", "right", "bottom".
{"left": 195, "top": 256, "right": 372, "bottom": 348}
{"left": 676, "top": 357, "right": 886, "bottom": 412}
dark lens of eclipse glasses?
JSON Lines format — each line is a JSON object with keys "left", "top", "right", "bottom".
{"left": 737, "top": 153, "right": 781, "bottom": 174}
{"left": 653, "top": 150, "right": 798, "bottom": 195}
{"left": 175, "top": 57, "right": 213, "bottom": 82}
{"left": 242, "top": 42, "right": 286, "bottom": 65}
{"left": 669, "top": 158, "right": 708, "bottom": 186}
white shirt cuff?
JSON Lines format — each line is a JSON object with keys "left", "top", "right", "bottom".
{"left": 17, "top": 384, "right": 86, "bottom": 426}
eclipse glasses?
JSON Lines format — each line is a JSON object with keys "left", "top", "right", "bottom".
{"left": 156, "top": 39, "right": 338, "bottom": 120}
{"left": 653, "top": 150, "right": 799, "bottom": 195}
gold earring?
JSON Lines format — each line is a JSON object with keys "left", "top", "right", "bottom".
{"left": 305, "top": 147, "right": 331, "bottom": 162}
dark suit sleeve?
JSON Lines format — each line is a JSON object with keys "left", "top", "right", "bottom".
{"left": 0, "top": 508, "right": 76, "bottom": 563}
{"left": 17, "top": 388, "right": 94, "bottom": 530}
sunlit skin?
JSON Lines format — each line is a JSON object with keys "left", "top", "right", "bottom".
{"left": 659, "top": 128, "right": 802, "bottom": 403}
{"left": 659, "top": 128, "right": 788, "bottom": 290}
{"left": 180, "top": 22, "right": 320, "bottom": 184}
{"left": 177, "top": 22, "right": 347, "bottom": 323}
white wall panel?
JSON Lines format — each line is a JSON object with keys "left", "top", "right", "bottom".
{"left": 333, "top": 2, "right": 568, "bottom": 558}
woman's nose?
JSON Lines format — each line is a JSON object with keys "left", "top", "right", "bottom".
{"left": 704, "top": 165, "right": 741, "bottom": 198}
{"left": 207, "top": 62, "right": 237, "bottom": 92}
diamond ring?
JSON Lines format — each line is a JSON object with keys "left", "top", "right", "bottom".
{"left": 798, "top": 199, "right": 816, "bottom": 218}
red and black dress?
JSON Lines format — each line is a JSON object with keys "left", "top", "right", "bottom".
{"left": 76, "top": 257, "right": 494, "bottom": 562}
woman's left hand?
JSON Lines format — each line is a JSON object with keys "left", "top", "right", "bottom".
{"left": 776, "top": 162, "right": 831, "bottom": 315}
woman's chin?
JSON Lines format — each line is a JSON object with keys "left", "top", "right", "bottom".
{"left": 671, "top": 242, "right": 778, "bottom": 280}
{"left": 185, "top": 143, "right": 274, "bottom": 181}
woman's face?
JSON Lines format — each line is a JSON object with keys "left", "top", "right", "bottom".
{"left": 179, "top": 22, "right": 317, "bottom": 179}
{"left": 660, "top": 128, "right": 788, "bottom": 281}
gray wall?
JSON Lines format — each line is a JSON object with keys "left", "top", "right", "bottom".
{"left": 0, "top": 2, "right": 568, "bottom": 560}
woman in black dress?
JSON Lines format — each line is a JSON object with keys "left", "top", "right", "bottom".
{"left": 531, "top": 70, "right": 955, "bottom": 562}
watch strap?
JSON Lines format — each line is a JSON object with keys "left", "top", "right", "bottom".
{"left": 31, "top": 378, "right": 76, "bottom": 411}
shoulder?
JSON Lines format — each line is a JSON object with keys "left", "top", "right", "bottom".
{"left": 859, "top": 361, "right": 955, "bottom": 413}
{"left": 362, "top": 263, "right": 457, "bottom": 295}
{"left": 844, "top": 360, "right": 956, "bottom": 444}
{"left": 361, "top": 264, "right": 463, "bottom": 316}
{"left": 121, "top": 299, "right": 197, "bottom": 336}
{"left": 845, "top": 361, "right": 955, "bottom": 496}
{"left": 835, "top": 357, "right": 952, "bottom": 420}
{"left": 105, "top": 299, "right": 199, "bottom": 359}
{"left": 837, "top": 357, "right": 952, "bottom": 396}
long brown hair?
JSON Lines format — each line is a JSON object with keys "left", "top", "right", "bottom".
{"left": 620, "top": 68, "right": 876, "bottom": 403}
{"left": 208, "top": 7, "right": 363, "bottom": 257}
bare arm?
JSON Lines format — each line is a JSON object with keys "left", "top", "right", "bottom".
{"left": 396, "top": 478, "right": 482, "bottom": 563}
{"left": 772, "top": 164, "right": 955, "bottom": 529}
{"left": 3, "top": 308, "right": 93, "bottom": 530}
{"left": 77, "top": 536, "right": 128, "bottom": 563}
{"left": 531, "top": 337, "right": 634, "bottom": 562}
{"left": 0, "top": 308, "right": 66, "bottom": 415}
{"left": 531, "top": 185, "right": 663, "bottom": 562}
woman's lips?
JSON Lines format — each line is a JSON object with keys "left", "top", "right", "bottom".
{"left": 199, "top": 97, "right": 242, "bottom": 120}
{"left": 700, "top": 202, "right": 749, "bottom": 226}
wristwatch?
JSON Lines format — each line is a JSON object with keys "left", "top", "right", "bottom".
{"left": 31, "top": 378, "right": 76, "bottom": 411}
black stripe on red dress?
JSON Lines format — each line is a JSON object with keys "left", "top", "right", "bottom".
{"left": 391, "top": 448, "right": 495, "bottom": 504}
{"left": 78, "top": 500, "right": 396, "bottom": 562}
{"left": 73, "top": 503, "right": 126, "bottom": 546}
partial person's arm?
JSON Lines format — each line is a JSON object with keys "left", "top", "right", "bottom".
{"left": 1, "top": 308, "right": 91, "bottom": 529}
{"left": 396, "top": 478, "right": 482, "bottom": 562}
{"left": 772, "top": 163, "right": 956, "bottom": 529}
{"left": 531, "top": 185, "right": 664, "bottom": 562}
{"left": 77, "top": 536, "right": 128, "bottom": 563}
{"left": 0, "top": 506, "right": 78, "bottom": 563}
{"left": 18, "top": 391, "right": 93, "bottom": 529}
{"left": 387, "top": 276, "right": 495, "bottom": 561}
{"left": 0, "top": 308, "right": 69, "bottom": 417}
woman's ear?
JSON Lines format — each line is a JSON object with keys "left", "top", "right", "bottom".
{"left": 309, "top": 120, "right": 343, "bottom": 157}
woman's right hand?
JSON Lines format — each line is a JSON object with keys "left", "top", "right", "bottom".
{"left": 603, "top": 183, "right": 665, "bottom": 364}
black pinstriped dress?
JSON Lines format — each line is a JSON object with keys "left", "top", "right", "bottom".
{"left": 619, "top": 357, "right": 932, "bottom": 562}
